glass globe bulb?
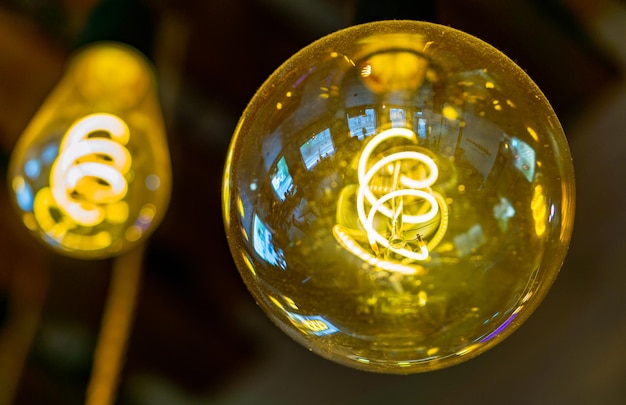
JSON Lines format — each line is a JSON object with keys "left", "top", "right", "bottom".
{"left": 9, "top": 42, "right": 172, "bottom": 259}
{"left": 222, "top": 21, "right": 575, "bottom": 373}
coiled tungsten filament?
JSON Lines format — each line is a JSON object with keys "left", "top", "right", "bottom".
{"left": 334, "top": 127, "right": 449, "bottom": 272}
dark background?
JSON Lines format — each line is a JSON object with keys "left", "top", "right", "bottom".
{"left": 0, "top": 0, "right": 625, "bottom": 404}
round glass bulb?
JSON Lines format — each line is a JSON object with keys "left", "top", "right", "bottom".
{"left": 9, "top": 42, "right": 172, "bottom": 259}
{"left": 222, "top": 21, "right": 575, "bottom": 373}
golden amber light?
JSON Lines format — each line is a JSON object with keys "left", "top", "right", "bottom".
{"left": 9, "top": 42, "right": 172, "bottom": 259}
{"left": 222, "top": 21, "right": 575, "bottom": 373}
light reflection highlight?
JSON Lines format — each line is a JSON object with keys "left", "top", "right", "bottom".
{"left": 532, "top": 184, "right": 547, "bottom": 236}
{"left": 269, "top": 295, "right": 339, "bottom": 336}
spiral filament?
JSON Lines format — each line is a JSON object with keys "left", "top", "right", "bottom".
{"left": 33, "top": 113, "right": 132, "bottom": 251}
{"left": 334, "top": 128, "right": 449, "bottom": 273}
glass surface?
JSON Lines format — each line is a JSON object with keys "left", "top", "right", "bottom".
{"left": 222, "top": 21, "right": 575, "bottom": 373}
{"left": 9, "top": 42, "right": 172, "bottom": 259}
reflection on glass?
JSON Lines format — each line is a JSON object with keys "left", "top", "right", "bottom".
{"left": 288, "top": 313, "right": 339, "bottom": 336}
{"left": 268, "top": 295, "right": 339, "bottom": 336}
{"left": 253, "top": 213, "right": 287, "bottom": 270}
{"left": 414, "top": 112, "right": 427, "bottom": 141}
{"left": 454, "top": 223, "right": 486, "bottom": 257}
{"left": 510, "top": 137, "right": 537, "bottom": 182}
{"left": 390, "top": 107, "right": 407, "bottom": 128}
{"left": 493, "top": 196, "right": 516, "bottom": 232}
{"left": 460, "top": 114, "right": 500, "bottom": 180}
{"left": 532, "top": 185, "right": 548, "bottom": 237}
{"left": 300, "top": 128, "right": 335, "bottom": 170}
{"left": 270, "top": 156, "right": 294, "bottom": 201}
{"left": 347, "top": 108, "right": 376, "bottom": 139}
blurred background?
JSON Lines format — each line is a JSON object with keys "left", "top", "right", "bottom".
{"left": 0, "top": 0, "right": 625, "bottom": 403}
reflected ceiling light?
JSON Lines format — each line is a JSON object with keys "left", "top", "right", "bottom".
{"left": 222, "top": 21, "right": 575, "bottom": 373}
{"left": 9, "top": 42, "right": 172, "bottom": 259}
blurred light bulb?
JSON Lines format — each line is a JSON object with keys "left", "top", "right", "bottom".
{"left": 9, "top": 42, "right": 172, "bottom": 259}
{"left": 222, "top": 21, "right": 575, "bottom": 373}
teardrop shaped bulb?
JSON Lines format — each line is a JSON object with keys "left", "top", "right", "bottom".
{"left": 9, "top": 42, "right": 172, "bottom": 259}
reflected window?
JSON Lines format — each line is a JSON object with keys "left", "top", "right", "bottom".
{"left": 300, "top": 128, "right": 335, "bottom": 170}
{"left": 510, "top": 137, "right": 536, "bottom": 182}
{"left": 347, "top": 108, "right": 376, "bottom": 139}
{"left": 390, "top": 107, "right": 406, "bottom": 128}
{"left": 460, "top": 114, "right": 500, "bottom": 179}
{"left": 253, "top": 213, "right": 286, "bottom": 270}
{"left": 414, "top": 112, "right": 427, "bottom": 141}
{"left": 271, "top": 156, "right": 294, "bottom": 201}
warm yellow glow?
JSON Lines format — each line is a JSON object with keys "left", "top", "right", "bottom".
{"left": 106, "top": 202, "right": 130, "bottom": 225}
{"left": 283, "top": 295, "right": 299, "bottom": 310}
{"left": 333, "top": 225, "right": 424, "bottom": 275}
{"left": 75, "top": 45, "right": 149, "bottom": 109}
{"left": 456, "top": 343, "right": 481, "bottom": 357}
{"left": 442, "top": 104, "right": 459, "bottom": 120}
{"left": 125, "top": 225, "right": 142, "bottom": 242}
{"left": 427, "top": 347, "right": 440, "bottom": 356}
{"left": 138, "top": 204, "right": 156, "bottom": 224}
{"left": 8, "top": 42, "right": 172, "bottom": 259}
{"left": 532, "top": 184, "right": 547, "bottom": 236}
{"left": 300, "top": 319, "right": 329, "bottom": 333}
{"left": 269, "top": 295, "right": 284, "bottom": 310}
{"left": 22, "top": 213, "right": 38, "bottom": 231}
{"left": 356, "top": 33, "right": 427, "bottom": 93}
{"left": 527, "top": 126, "right": 539, "bottom": 142}
{"left": 236, "top": 197, "right": 245, "bottom": 219}
{"left": 241, "top": 252, "right": 256, "bottom": 276}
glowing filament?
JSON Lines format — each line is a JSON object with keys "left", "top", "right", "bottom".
{"left": 335, "top": 127, "right": 448, "bottom": 271}
{"left": 51, "top": 113, "right": 131, "bottom": 226}
{"left": 34, "top": 113, "right": 132, "bottom": 249}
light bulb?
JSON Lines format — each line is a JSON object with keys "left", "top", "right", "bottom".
{"left": 9, "top": 42, "right": 171, "bottom": 259}
{"left": 222, "top": 21, "right": 575, "bottom": 373}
